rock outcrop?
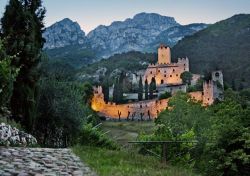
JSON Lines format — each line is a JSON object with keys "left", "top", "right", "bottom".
{"left": 43, "top": 13, "right": 208, "bottom": 58}
{"left": 87, "top": 12, "right": 180, "bottom": 57}
{"left": 43, "top": 18, "right": 88, "bottom": 49}
{"left": 0, "top": 122, "right": 37, "bottom": 147}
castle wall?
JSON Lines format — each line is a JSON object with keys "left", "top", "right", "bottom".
{"left": 92, "top": 87, "right": 169, "bottom": 120}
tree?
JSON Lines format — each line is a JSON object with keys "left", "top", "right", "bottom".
{"left": 180, "top": 71, "right": 193, "bottom": 85}
{"left": 0, "top": 39, "right": 19, "bottom": 108}
{"left": 149, "top": 77, "right": 156, "bottom": 99}
{"left": 102, "top": 78, "right": 109, "bottom": 103}
{"left": 35, "top": 79, "right": 86, "bottom": 147}
{"left": 138, "top": 76, "right": 143, "bottom": 101}
{"left": 1, "top": 0, "right": 46, "bottom": 131}
{"left": 82, "top": 82, "right": 93, "bottom": 105}
{"left": 117, "top": 71, "right": 125, "bottom": 103}
{"left": 144, "top": 79, "right": 149, "bottom": 100}
{"left": 113, "top": 77, "right": 118, "bottom": 103}
{"left": 151, "top": 77, "right": 156, "bottom": 90}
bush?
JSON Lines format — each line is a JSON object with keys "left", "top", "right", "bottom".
{"left": 159, "top": 91, "right": 171, "bottom": 100}
{"left": 77, "top": 123, "right": 119, "bottom": 150}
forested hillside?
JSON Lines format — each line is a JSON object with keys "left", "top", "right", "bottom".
{"left": 172, "top": 14, "right": 250, "bottom": 89}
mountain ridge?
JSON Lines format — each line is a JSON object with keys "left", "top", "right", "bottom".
{"left": 43, "top": 12, "right": 208, "bottom": 58}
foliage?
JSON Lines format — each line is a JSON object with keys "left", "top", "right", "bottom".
{"left": 77, "top": 123, "right": 118, "bottom": 150}
{"left": 145, "top": 79, "right": 149, "bottom": 100}
{"left": 138, "top": 76, "right": 143, "bottom": 101}
{"left": 180, "top": 71, "right": 193, "bottom": 85}
{"left": 159, "top": 91, "right": 172, "bottom": 100}
{"left": 172, "top": 14, "right": 250, "bottom": 89}
{"left": 77, "top": 51, "right": 157, "bottom": 84}
{"left": 149, "top": 77, "right": 156, "bottom": 99}
{"left": 102, "top": 78, "right": 109, "bottom": 102}
{"left": 1, "top": 0, "right": 46, "bottom": 131}
{"left": 73, "top": 145, "right": 197, "bottom": 176}
{"left": 0, "top": 39, "right": 19, "bottom": 107}
{"left": 187, "top": 78, "right": 203, "bottom": 92}
{"left": 45, "top": 44, "right": 96, "bottom": 69}
{"left": 82, "top": 82, "right": 94, "bottom": 105}
{"left": 138, "top": 90, "right": 250, "bottom": 175}
{"left": 204, "top": 90, "right": 250, "bottom": 175}
{"left": 140, "top": 93, "right": 210, "bottom": 167}
{"left": 34, "top": 78, "right": 92, "bottom": 147}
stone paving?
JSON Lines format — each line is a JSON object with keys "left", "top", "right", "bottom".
{"left": 0, "top": 147, "right": 97, "bottom": 176}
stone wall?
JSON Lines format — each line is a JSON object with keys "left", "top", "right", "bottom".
{"left": 92, "top": 86, "right": 168, "bottom": 120}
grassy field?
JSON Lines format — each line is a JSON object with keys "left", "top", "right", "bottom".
{"left": 100, "top": 121, "right": 155, "bottom": 145}
{"left": 73, "top": 145, "right": 197, "bottom": 176}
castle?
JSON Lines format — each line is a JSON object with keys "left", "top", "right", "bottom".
{"left": 91, "top": 45, "right": 223, "bottom": 120}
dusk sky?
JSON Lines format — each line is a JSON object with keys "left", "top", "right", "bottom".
{"left": 0, "top": 0, "right": 250, "bottom": 34}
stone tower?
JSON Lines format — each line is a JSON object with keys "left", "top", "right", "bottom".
{"left": 202, "top": 80, "right": 214, "bottom": 106}
{"left": 158, "top": 44, "right": 171, "bottom": 64}
{"left": 212, "top": 70, "right": 224, "bottom": 88}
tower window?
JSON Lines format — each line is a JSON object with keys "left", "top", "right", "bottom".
{"left": 161, "top": 80, "right": 164, "bottom": 84}
{"left": 176, "top": 74, "right": 178, "bottom": 77}
{"left": 184, "top": 64, "right": 186, "bottom": 66}
{"left": 150, "top": 71, "right": 152, "bottom": 74}
{"left": 164, "top": 74, "right": 166, "bottom": 77}
{"left": 164, "top": 70, "right": 166, "bottom": 73}
{"left": 170, "top": 75, "right": 172, "bottom": 77}
{"left": 158, "top": 70, "right": 160, "bottom": 73}
{"left": 140, "top": 105, "right": 142, "bottom": 108}
{"left": 173, "top": 69, "right": 175, "bottom": 72}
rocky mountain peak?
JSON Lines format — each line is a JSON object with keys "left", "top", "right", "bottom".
{"left": 43, "top": 18, "right": 87, "bottom": 49}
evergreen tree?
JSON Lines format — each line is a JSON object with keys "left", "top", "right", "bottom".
{"left": 144, "top": 79, "right": 148, "bottom": 100}
{"left": 151, "top": 77, "right": 156, "bottom": 90}
{"left": 113, "top": 78, "right": 118, "bottom": 103}
{"left": 117, "top": 71, "right": 125, "bottom": 103}
{"left": 1, "top": 0, "right": 46, "bottom": 131}
{"left": 138, "top": 76, "right": 143, "bottom": 101}
{"left": 102, "top": 78, "right": 109, "bottom": 103}
{"left": 149, "top": 77, "right": 156, "bottom": 99}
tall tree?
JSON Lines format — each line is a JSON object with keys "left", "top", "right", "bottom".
{"left": 102, "top": 78, "right": 109, "bottom": 103}
{"left": 138, "top": 76, "right": 143, "bottom": 101}
{"left": 113, "top": 77, "right": 118, "bottom": 103}
{"left": 151, "top": 77, "right": 156, "bottom": 90}
{"left": 149, "top": 80, "right": 154, "bottom": 99}
{"left": 144, "top": 79, "right": 148, "bottom": 100}
{"left": 1, "top": 0, "right": 46, "bottom": 131}
{"left": 117, "top": 71, "right": 125, "bottom": 103}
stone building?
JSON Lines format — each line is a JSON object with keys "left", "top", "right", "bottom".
{"left": 143, "top": 44, "right": 189, "bottom": 86}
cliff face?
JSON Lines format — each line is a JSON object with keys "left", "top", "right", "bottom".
{"left": 87, "top": 13, "right": 180, "bottom": 57}
{"left": 43, "top": 13, "right": 208, "bottom": 59}
{"left": 43, "top": 18, "right": 88, "bottom": 49}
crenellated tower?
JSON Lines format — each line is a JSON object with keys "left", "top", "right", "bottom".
{"left": 158, "top": 44, "right": 171, "bottom": 64}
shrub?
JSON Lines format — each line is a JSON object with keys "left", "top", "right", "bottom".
{"left": 77, "top": 123, "right": 119, "bottom": 150}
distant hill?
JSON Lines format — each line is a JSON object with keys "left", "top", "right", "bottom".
{"left": 76, "top": 51, "right": 157, "bottom": 83}
{"left": 45, "top": 44, "right": 97, "bottom": 68}
{"left": 172, "top": 14, "right": 250, "bottom": 89}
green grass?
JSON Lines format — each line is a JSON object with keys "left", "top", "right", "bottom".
{"left": 73, "top": 145, "right": 198, "bottom": 176}
{"left": 101, "top": 121, "right": 155, "bottom": 145}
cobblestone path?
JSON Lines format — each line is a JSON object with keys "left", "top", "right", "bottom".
{"left": 0, "top": 147, "right": 97, "bottom": 176}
